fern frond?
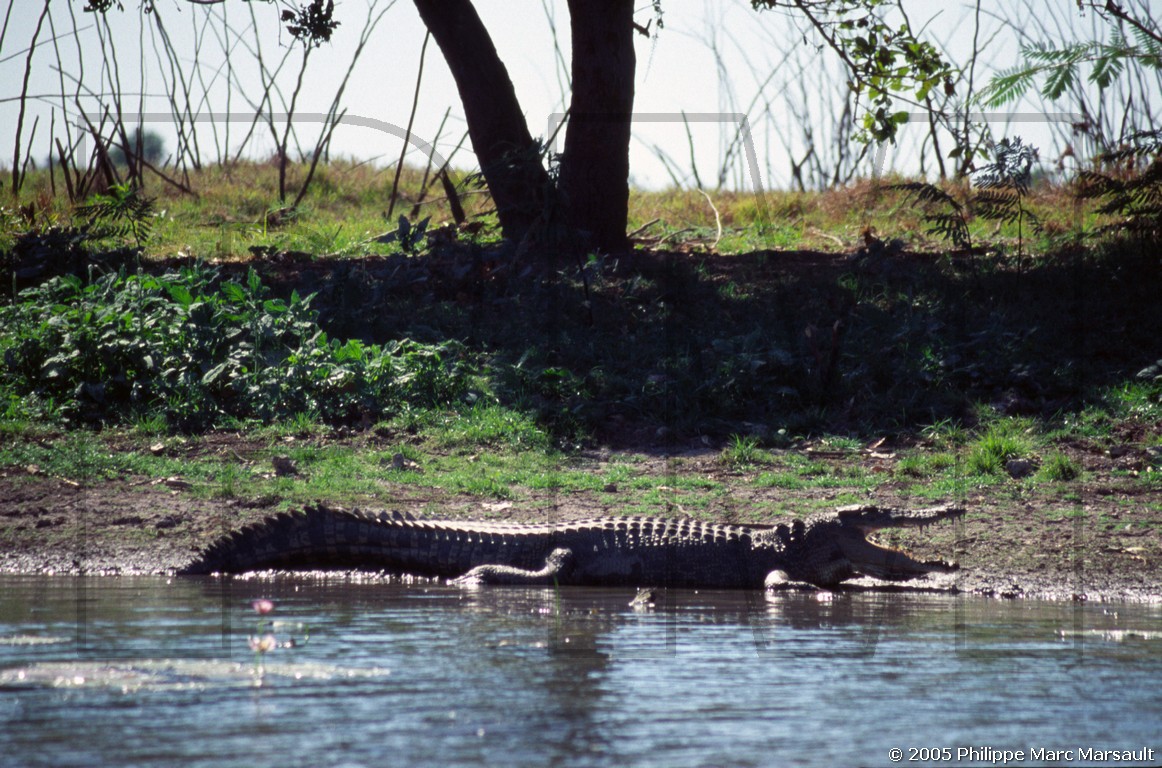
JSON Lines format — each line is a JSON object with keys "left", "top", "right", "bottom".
{"left": 1090, "top": 46, "right": 1127, "bottom": 88}
{"left": 1112, "top": 130, "right": 1162, "bottom": 158}
{"left": 1024, "top": 210, "right": 1043, "bottom": 235}
{"left": 1040, "top": 61, "right": 1077, "bottom": 100}
{"left": 888, "top": 181, "right": 962, "bottom": 211}
{"left": 1022, "top": 41, "right": 1091, "bottom": 64}
{"left": 981, "top": 65, "right": 1040, "bottom": 107}
{"left": 925, "top": 213, "right": 971, "bottom": 249}
{"left": 75, "top": 184, "right": 155, "bottom": 247}
{"left": 1130, "top": 25, "right": 1162, "bottom": 58}
{"left": 974, "top": 190, "right": 1020, "bottom": 224}
{"left": 1075, "top": 170, "right": 1121, "bottom": 200}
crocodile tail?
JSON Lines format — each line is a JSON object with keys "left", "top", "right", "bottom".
{"left": 180, "top": 503, "right": 419, "bottom": 575}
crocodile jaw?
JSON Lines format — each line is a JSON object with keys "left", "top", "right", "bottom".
{"left": 836, "top": 503, "right": 965, "bottom": 532}
{"left": 836, "top": 505, "right": 964, "bottom": 581}
{"left": 837, "top": 533, "right": 959, "bottom": 581}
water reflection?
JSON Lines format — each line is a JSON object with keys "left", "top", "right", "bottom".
{"left": 1, "top": 574, "right": 1160, "bottom": 768}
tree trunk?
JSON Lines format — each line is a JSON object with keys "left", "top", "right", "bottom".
{"left": 412, "top": 0, "right": 550, "bottom": 243}
{"left": 559, "top": 0, "right": 636, "bottom": 253}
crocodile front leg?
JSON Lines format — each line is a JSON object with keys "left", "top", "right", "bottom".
{"left": 453, "top": 548, "right": 575, "bottom": 585}
{"left": 764, "top": 569, "right": 825, "bottom": 591}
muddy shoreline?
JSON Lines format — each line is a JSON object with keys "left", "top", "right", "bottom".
{"left": 3, "top": 471, "right": 1158, "bottom": 603}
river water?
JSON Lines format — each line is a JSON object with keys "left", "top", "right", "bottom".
{"left": 0, "top": 574, "right": 1159, "bottom": 767}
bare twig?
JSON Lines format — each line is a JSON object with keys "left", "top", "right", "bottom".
{"left": 698, "top": 189, "right": 722, "bottom": 249}
{"left": 413, "top": 106, "right": 451, "bottom": 218}
{"left": 682, "top": 110, "right": 704, "bottom": 190}
{"left": 276, "top": 46, "right": 313, "bottom": 202}
{"left": 388, "top": 30, "right": 430, "bottom": 221}
{"left": 11, "top": 0, "right": 51, "bottom": 195}
{"left": 294, "top": 0, "right": 392, "bottom": 208}
{"left": 628, "top": 217, "right": 662, "bottom": 238}
{"left": 1092, "top": 0, "right": 1162, "bottom": 47}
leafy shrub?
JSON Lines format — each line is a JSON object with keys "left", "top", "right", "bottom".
{"left": 1075, "top": 129, "right": 1162, "bottom": 239}
{"left": 374, "top": 214, "right": 431, "bottom": 254}
{"left": 888, "top": 181, "right": 971, "bottom": 249}
{"left": 972, "top": 137, "right": 1042, "bottom": 264}
{"left": 0, "top": 265, "right": 469, "bottom": 430}
{"left": 891, "top": 136, "right": 1042, "bottom": 261}
{"left": 75, "top": 183, "right": 156, "bottom": 248}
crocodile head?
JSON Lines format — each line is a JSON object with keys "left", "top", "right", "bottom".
{"left": 770, "top": 504, "right": 964, "bottom": 587}
{"left": 832, "top": 503, "right": 964, "bottom": 581}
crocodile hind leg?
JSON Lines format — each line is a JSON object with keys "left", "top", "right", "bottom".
{"left": 454, "top": 548, "right": 575, "bottom": 585}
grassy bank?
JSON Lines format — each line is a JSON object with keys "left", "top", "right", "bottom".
{"left": 1, "top": 160, "right": 1160, "bottom": 513}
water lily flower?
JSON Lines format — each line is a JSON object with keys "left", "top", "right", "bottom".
{"left": 251, "top": 599, "right": 275, "bottom": 615}
{"left": 248, "top": 634, "right": 278, "bottom": 654}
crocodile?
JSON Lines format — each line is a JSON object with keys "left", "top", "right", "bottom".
{"left": 182, "top": 502, "right": 964, "bottom": 589}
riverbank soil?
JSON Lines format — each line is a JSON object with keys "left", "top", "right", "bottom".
{"left": 1, "top": 433, "right": 1158, "bottom": 601}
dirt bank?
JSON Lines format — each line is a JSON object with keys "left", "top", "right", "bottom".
{"left": 2, "top": 439, "right": 1158, "bottom": 602}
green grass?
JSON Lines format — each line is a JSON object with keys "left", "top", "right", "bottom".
{"left": 427, "top": 404, "right": 550, "bottom": 450}
{"left": 897, "top": 451, "right": 960, "bottom": 478}
{"left": 966, "top": 419, "right": 1036, "bottom": 476}
{"left": 0, "top": 409, "right": 1149, "bottom": 532}
{"left": 1038, "top": 451, "right": 1082, "bottom": 482}
{"left": 753, "top": 453, "right": 878, "bottom": 492}
{"left": 0, "top": 426, "right": 579, "bottom": 507}
{"left": 3, "top": 161, "right": 1161, "bottom": 486}
{"left": 125, "top": 161, "right": 496, "bottom": 262}
{"left": 0, "top": 432, "right": 174, "bottom": 482}
{"left": 721, "top": 434, "right": 769, "bottom": 469}
{"left": 3, "top": 162, "right": 1130, "bottom": 276}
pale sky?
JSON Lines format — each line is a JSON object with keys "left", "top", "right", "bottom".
{"left": 0, "top": 0, "right": 1149, "bottom": 192}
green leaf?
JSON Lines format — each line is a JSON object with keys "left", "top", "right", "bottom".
{"left": 202, "top": 361, "right": 228, "bottom": 385}
{"left": 222, "top": 283, "right": 246, "bottom": 303}
{"left": 1041, "top": 62, "right": 1076, "bottom": 100}
{"left": 982, "top": 66, "right": 1039, "bottom": 107}
{"left": 167, "top": 284, "right": 194, "bottom": 307}
{"left": 1090, "top": 50, "right": 1125, "bottom": 88}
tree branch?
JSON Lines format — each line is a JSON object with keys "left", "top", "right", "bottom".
{"left": 1096, "top": 1, "right": 1162, "bottom": 47}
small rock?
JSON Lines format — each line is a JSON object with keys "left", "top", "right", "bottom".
{"left": 272, "top": 456, "right": 298, "bottom": 477}
{"left": 1005, "top": 458, "right": 1036, "bottom": 479}
{"left": 387, "top": 453, "right": 420, "bottom": 472}
{"left": 1000, "top": 583, "right": 1024, "bottom": 599}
